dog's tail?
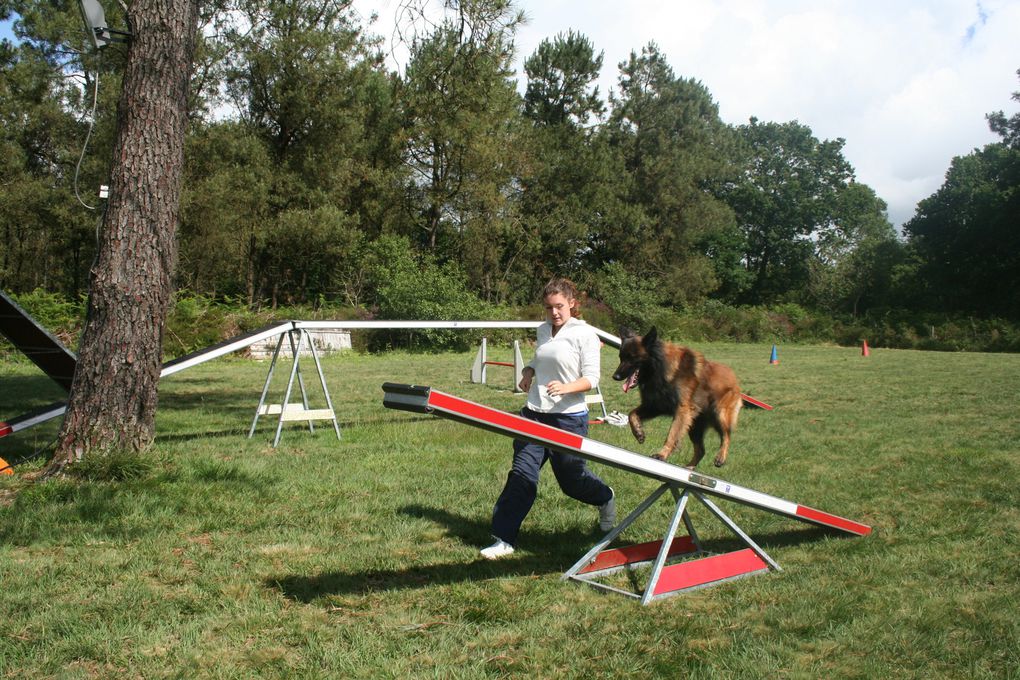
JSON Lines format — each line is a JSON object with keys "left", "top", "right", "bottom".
{"left": 722, "top": 388, "right": 742, "bottom": 430}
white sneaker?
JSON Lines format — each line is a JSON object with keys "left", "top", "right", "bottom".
{"left": 599, "top": 488, "right": 617, "bottom": 531}
{"left": 480, "top": 539, "right": 515, "bottom": 560}
{"left": 604, "top": 411, "right": 628, "bottom": 427}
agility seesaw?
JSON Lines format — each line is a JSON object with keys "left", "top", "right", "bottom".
{"left": 382, "top": 382, "right": 870, "bottom": 604}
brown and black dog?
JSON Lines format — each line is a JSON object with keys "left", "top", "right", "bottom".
{"left": 612, "top": 327, "right": 742, "bottom": 468}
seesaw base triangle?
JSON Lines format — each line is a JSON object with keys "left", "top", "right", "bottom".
{"left": 563, "top": 482, "right": 778, "bottom": 604}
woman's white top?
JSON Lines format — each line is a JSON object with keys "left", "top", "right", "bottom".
{"left": 526, "top": 318, "right": 601, "bottom": 414}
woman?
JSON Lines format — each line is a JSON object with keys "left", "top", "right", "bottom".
{"left": 481, "top": 278, "right": 616, "bottom": 559}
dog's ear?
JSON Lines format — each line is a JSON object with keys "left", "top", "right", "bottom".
{"left": 642, "top": 326, "right": 658, "bottom": 347}
{"left": 618, "top": 326, "right": 634, "bottom": 341}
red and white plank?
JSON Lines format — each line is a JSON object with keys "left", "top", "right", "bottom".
{"left": 383, "top": 383, "right": 871, "bottom": 537}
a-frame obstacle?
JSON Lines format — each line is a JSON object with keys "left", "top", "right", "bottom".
{"left": 381, "top": 383, "right": 870, "bottom": 604}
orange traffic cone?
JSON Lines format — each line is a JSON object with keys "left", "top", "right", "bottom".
{"left": 0, "top": 456, "right": 13, "bottom": 476}
{"left": 861, "top": 340, "right": 870, "bottom": 357}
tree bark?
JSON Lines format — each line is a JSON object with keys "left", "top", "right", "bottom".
{"left": 51, "top": 0, "right": 200, "bottom": 468}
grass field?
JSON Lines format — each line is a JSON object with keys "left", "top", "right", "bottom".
{"left": 1, "top": 342, "right": 1018, "bottom": 678}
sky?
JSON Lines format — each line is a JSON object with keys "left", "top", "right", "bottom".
{"left": 359, "top": 0, "right": 1020, "bottom": 229}
{"left": 5, "top": 2, "right": 1019, "bottom": 228}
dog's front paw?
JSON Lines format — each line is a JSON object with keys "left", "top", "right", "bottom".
{"left": 713, "top": 458, "right": 726, "bottom": 467}
{"left": 653, "top": 449, "right": 671, "bottom": 461}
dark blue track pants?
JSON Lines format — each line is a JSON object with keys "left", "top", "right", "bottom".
{"left": 491, "top": 408, "right": 613, "bottom": 546}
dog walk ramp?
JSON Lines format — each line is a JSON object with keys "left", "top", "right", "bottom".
{"left": 381, "top": 383, "right": 870, "bottom": 603}
{"left": 0, "top": 321, "right": 295, "bottom": 441}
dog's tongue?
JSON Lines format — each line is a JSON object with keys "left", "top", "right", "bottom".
{"left": 622, "top": 370, "right": 639, "bottom": 393}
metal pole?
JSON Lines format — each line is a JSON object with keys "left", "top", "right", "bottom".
{"left": 249, "top": 332, "right": 286, "bottom": 439}
{"left": 273, "top": 329, "right": 306, "bottom": 448}
{"left": 694, "top": 491, "right": 781, "bottom": 571}
{"left": 671, "top": 485, "right": 703, "bottom": 552}
{"left": 641, "top": 488, "right": 691, "bottom": 605}
{"left": 563, "top": 482, "right": 672, "bottom": 580}
{"left": 307, "top": 326, "right": 341, "bottom": 441}
{"left": 288, "top": 329, "right": 314, "bottom": 434}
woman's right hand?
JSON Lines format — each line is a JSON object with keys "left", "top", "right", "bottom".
{"left": 519, "top": 368, "right": 534, "bottom": 392}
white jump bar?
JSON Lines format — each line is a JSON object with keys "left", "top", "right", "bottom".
{"left": 294, "top": 319, "right": 621, "bottom": 347}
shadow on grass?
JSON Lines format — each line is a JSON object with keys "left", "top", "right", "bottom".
{"left": 270, "top": 504, "right": 603, "bottom": 603}
{"left": 156, "top": 415, "right": 437, "bottom": 445}
{"left": 158, "top": 388, "right": 259, "bottom": 413}
{"left": 270, "top": 503, "right": 842, "bottom": 603}
{"left": 157, "top": 428, "right": 251, "bottom": 443}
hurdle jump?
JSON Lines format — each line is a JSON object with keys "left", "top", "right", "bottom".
{"left": 470, "top": 337, "right": 526, "bottom": 392}
{"left": 381, "top": 382, "right": 870, "bottom": 604}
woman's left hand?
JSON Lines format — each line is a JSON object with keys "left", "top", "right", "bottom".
{"left": 545, "top": 380, "right": 567, "bottom": 397}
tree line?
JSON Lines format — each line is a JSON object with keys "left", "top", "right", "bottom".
{"left": 2, "top": 0, "right": 1018, "bottom": 324}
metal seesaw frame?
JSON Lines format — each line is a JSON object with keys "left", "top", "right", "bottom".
{"left": 381, "top": 382, "right": 870, "bottom": 604}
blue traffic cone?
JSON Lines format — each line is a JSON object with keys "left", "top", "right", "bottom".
{"left": 769, "top": 344, "right": 779, "bottom": 365}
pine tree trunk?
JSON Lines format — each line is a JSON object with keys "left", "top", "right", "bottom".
{"left": 51, "top": 0, "right": 199, "bottom": 468}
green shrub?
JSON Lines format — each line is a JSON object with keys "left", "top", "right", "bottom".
{"left": 5, "top": 284, "right": 1020, "bottom": 356}
{"left": 0, "top": 290, "right": 85, "bottom": 358}
{"left": 590, "top": 263, "right": 664, "bottom": 331}
{"left": 365, "top": 236, "right": 510, "bottom": 351}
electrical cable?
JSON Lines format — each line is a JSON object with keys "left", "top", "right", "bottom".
{"left": 0, "top": 436, "right": 58, "bottom": 474}
{"left": 73, "top": 62, "right": 102, "bottom": 211}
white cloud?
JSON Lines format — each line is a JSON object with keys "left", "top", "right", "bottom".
{"left": 356, "top": 1, "right": 1020, "bottom": 228}
{"left": 508, "top": 0, "right": 1019, "bottom": 228}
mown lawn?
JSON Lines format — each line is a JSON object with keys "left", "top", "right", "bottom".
{"left": 1, "top": 342, "right": 1018, "bottom": 678}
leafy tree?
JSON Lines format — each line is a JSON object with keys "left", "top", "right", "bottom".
{"left": 515, "top": 31, "right": 630, "bottom": 300}
{"left": 179, "top": 122, "right": 273, "bottom": 301}
{"left": 604, "top": 42, "right": 739, "bottom": 307}
{"left": 987, "top": 68, "right": 1020, "bottom": 149}
{"left": 523, "top": 30, "right": 604, "bottom": 128}
{"left": 725, "top": 118, "right": 857, "bottom": 304}
{"left": 806, "top": 182, "right": 902, "bottom": 316}
{"left": 905, "top": 146, "right": 1019, "bottom": 317}
{"left": 200, "top": 0, "right": 404, "bottom": 306}
{"left": 904, "top": 71, "right": 1019, "bottom": 318}
{"left": 363, "top": 234, "right": 492, "bottom": 349}
{"left": 399, "top": 0, "right": 524, "bottom": 303}
{"left": 0, "top": 1, "right": 123, "bottom": 296}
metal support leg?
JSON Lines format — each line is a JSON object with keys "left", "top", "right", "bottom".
{"left": 564, "top": 484, "right": 778, "bottom": 603}
{"left": 693, "top": 491, "right": 781, "bottom": 571}
{"left": 307, "top": 328, "right": 341, "bottom": 441}
{"left": 671, "top": 485, "right": 703, "bottom": 552}
{"left": 273, "top": 330, "right": 306, "bottom": 448}
{"left": 563, "top": 482, "right": 672, "bottom": 581}
{"left": 288, "top": 330, "right": 315, "bottom": 434}
{"left": 641, "top": 488, "right": 692, "bottom": 605}
{"left": 249, "top": 332, "right": 286, "bottom": 439}
{"left": 249, "top": 326, "right": 339, "bottom": 446}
